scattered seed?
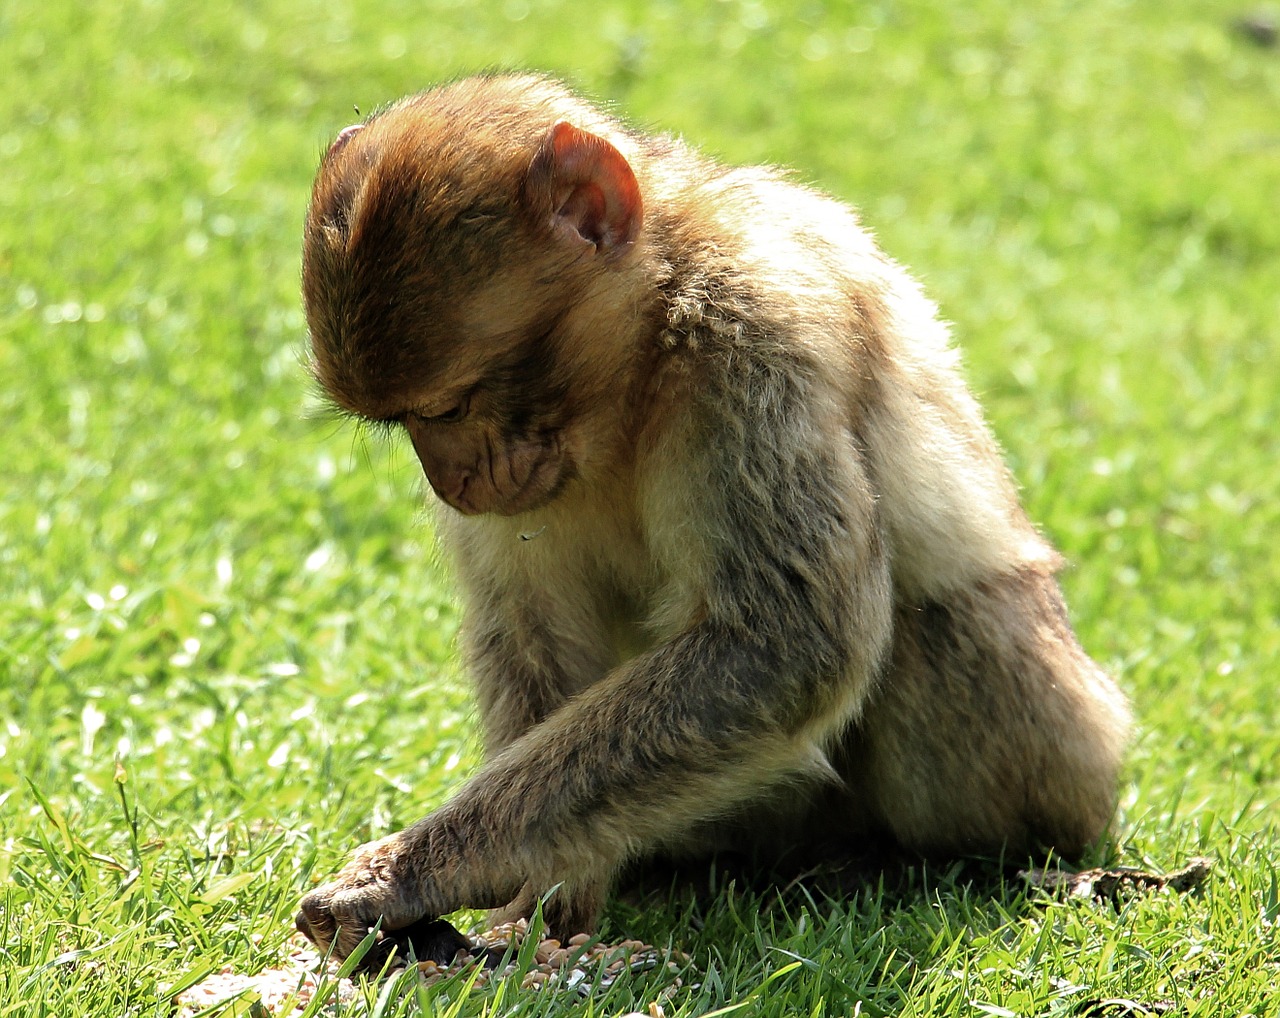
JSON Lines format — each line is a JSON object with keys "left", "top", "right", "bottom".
{"left": 521, "top": 970, "right": 550, "bottom": 989}
{"left": 547, "top": 947, "right": 572, "bottom": 966}
{"left": 175, "top": 921, "right": 691, "bottom": 1016}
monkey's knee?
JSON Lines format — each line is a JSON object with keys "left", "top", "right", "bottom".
{"left": 1020, "top": 692, "right": 1131, "bottom": 857}
{"left": 861, "top": 724, "right": 1125, "bottom": 860}
{"left": 857, "top": 570, "right": 1131, "bottom": 859}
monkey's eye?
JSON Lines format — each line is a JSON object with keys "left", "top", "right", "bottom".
{"left": 420, "top": 400, "right": 468, "bottom": 425}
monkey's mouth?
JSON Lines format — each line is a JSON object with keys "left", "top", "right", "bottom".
{"left": 487, "top": 451, "right": 570, "bottom": 516}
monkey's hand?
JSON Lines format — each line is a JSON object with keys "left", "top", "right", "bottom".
{"left": 295, "top": 832, "right": 444, "bottom": 964}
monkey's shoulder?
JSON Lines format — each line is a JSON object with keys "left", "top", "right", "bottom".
{"left": 649, "top": 166, "right": 919, "bottom": 381}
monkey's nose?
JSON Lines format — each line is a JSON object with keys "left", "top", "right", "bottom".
{"left": 426, "top": 471, "right": 481, "bottom": 514}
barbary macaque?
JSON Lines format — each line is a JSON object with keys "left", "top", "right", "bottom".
{"left": 294, "top": 73, "right": 1131, "bottom": 961}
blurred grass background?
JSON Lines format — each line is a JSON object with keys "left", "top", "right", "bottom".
{"left": 1, "top": 0, "right": 1278, "bottom": 1014}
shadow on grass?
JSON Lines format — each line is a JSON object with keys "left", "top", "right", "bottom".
{"left": 605, "top": 845, "right": 1115, "bottom": 1016}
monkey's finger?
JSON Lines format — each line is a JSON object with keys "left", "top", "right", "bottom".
{"left": 296, "top": 888, "right": 381, "bottom": 962}
{"left": 294, "top": 889, "right": 338, "bottom": 950}
{"left": 331, "top": 911, "right": 379, "bottom": 961}
{"left": 327, "top": 877, "right": 425, "bottom": 936}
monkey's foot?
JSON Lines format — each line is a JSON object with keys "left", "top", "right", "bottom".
{"left": 295, "top": 834, "right": 435, "bottom": 963}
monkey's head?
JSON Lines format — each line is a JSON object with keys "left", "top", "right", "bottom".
{"left": 302, "top": 76, "right": 646, "bottom": 516}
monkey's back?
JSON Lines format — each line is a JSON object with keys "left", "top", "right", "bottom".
{"left": 649, "top": 163, "right": 1061, "bottom": 605}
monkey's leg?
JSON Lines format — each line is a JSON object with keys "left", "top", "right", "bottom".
{"left": 852, "top": 567, "right": 1131, "bottom": 859}
{"left": 482, "top": 874, "right": 610, "bottom": 938}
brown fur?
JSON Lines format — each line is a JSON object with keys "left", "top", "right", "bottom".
{"left": 295, "top": 73, "right": 1131, "bottom": 960}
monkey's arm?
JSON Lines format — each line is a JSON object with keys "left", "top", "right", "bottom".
{"left": 296, "top": 363, "right": 894, "bottom": 957}
{"left": 459, "top": 596, "right": 614, "bottom": 754}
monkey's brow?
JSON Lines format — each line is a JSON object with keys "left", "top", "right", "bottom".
{"left": 309, "top": 396, "right": 387, "bottom": 430}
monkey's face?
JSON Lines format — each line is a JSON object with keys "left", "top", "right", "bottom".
{"left": 403, "top": 411, "right": 568, "bottom": 517}
{"left": 305, "top": 212, "right": 588, "bottom": 518}
{"left": 396, "top": 330, "right": 576, "bottom": 517}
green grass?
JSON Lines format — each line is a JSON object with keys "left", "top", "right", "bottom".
{"left": 2, "top": 0, "right": 1278, "bottom": 1014}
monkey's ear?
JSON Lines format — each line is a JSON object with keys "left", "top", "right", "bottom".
{"left": 326, "top": 124, "right": 364, "bottom": 159}
{"left": 525, "top": 121, "right": 642, "bottom": 256}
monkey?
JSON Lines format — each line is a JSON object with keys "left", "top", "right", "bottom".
{"left": 294, "top": 73, "right": 1132, "bottom": 962}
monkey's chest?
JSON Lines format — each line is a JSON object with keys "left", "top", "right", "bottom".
{"left": 602, "top": 594, "right": 657, "bottom": 665}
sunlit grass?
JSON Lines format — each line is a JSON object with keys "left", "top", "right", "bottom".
{"left": 2, "top": 0, "right": 1278, "bottom": 1014}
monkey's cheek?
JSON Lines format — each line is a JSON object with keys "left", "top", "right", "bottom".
{"left": 444, "top": 450, "right": 569, "bottom": 517}
{"left": 492, "top": 453, "right": 571, "bottom": 516}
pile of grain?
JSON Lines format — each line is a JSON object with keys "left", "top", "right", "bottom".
{"left": 173, "top": 937, "right": 355, "bottom": 1015}
{"left": 174, "top": 919, "right": 688, "bottom": 1015}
